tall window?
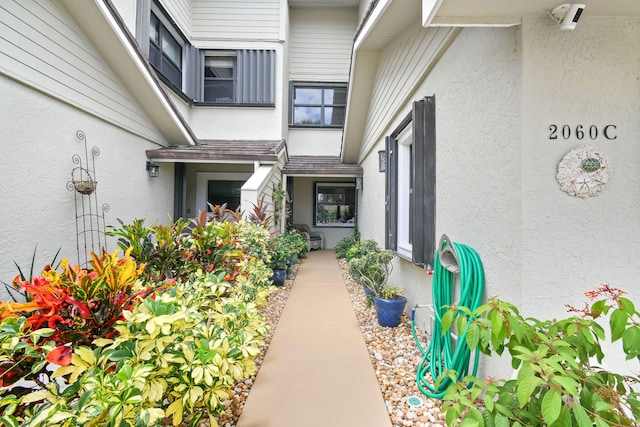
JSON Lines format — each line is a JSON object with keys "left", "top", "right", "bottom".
{"left": 290, "top": 83, "right": 347, "bottom": 127}
{"left": 386, "top": 96, "right": 436, "bottom": 269}
{"left": 148, "top": 10, "right": 183, "bottom": 89}
{"left": 396, "top": 126, "right": 414, "bottom": 260}
{"left": 202, "top": 50, "right": 274, "bottom": 105}
{"left": 204, "top": 56, "right": 236, "bottom": 103}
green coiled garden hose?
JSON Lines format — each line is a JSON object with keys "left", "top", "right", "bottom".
{"left": 411, "top": 236, "right": 485, "bottom": 399}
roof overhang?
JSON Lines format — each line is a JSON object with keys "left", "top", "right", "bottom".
{"left": 283, "top": 156, "right": 363, "bottom": 177}
{"left": 147, "top": 140, "right": 287, "bottom": 164}
{"left": 59, "top": 0, "right": 195, "bottom": 147}
{"left": 342, "top": 0, "right": 640, "bottom": 163}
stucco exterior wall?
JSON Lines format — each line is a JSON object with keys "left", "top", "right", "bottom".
{"left": 520, "top": 16, "right": 640, "bottom": 319}
{"left": 359, "top": 16, "right": 640, "bottom": 378}
{"left": 287, "top": 129, "right": 343, "bottom": 156}
{"left": 0, "top": 79, "right": 174, "bottom": 301}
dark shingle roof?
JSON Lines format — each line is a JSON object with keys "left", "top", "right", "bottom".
{"left": 146, "top": 140, "right": 286, "bottom": 162}
{"left": 283, "top": 156, "right": 362, "bottom": 176}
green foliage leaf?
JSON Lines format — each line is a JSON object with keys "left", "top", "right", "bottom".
{"left": 571, "top": 402, "right": 592, "bottom": 427}
{"left": 590, "top": 299, "right": 607, "bottom": 318}
{"left": 622, "top": 326, "right": 640, "bottom": 360}
{"left": 494, "top": 413, "right": 509, "bottom": 427}
{"left": 551, "top": 375, "right": 579, "bottom": 396}
{"left": 618, "top": 297, "right": 636, "bottom": 315}
{"left": 610, "top": 309, "right": 628, "bottom": 342}
{"left": 0, "top": 416, "right": 19, "bottom": 427}
{"left": 541, "top": 388, "right": 562, "bottom": 425}
{"left": 442, "top": 309, "right": 454, "bottom": 335}
{"left": 516, "top": 363, "right": 542, "bottom": 407}
{"left": 466, "top": 323, "right": 480, "bottom": 350}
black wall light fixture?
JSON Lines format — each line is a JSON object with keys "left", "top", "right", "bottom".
{"left": 146, "top": 161, "right": 159, "bottom": 178}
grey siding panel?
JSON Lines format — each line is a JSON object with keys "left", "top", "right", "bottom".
{"left": 0, "top": 0, "right": 163, "bottom": 142}
{"left": 289, "top": 8, "right": 357, "bottom": 81}
{"left": 237, "top": 49, "right": 274, "bottom": 104}
{"left": 192, "top": 0, "right": 280, "bottom": 40}
{"left": 361, "top": 26, "right": 456, "bottom": 155}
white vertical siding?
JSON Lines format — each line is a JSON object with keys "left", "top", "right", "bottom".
{"left": 191, "top": 0, "right": 280, "bottom": 41}
{"left": 0, "top": 0, "right": 165, "bottom": 143}
{"left": 158, "top": 0, "right": 191, "bottom": 37}
{"left": 360, "top": 26, "right": 457, "bottom": 156}
{"left": 289, "top": 8, "right": 357, "bottom": 81}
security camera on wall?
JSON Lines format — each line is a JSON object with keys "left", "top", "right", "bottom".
{"left": 549, "top": 3, "right": 585, "bottom": 31}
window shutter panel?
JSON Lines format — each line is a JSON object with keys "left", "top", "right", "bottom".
{"left": 237, "top": 50, "right": 274, "bottom": 104}
{"left": 411, "top": 96, "right": 436, "bottom": 269}
{"left": 385, "top": 136, "right": 398, "bottom": 251}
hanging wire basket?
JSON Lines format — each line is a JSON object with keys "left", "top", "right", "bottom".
{"left": 71, "top": 167, "right": 97, "bottom": 195}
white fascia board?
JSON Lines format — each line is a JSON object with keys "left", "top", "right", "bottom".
{"left": 243, "top": 165, "right": 276, "bottom": 192}
{"left": 422, "top": 0, "right": 445, "bottom": 27}
{"left": 353, "top": 0, "right": 393, "bottom": 51}
{"left": 429, "top": 16, "right": 521, "bottom": 27}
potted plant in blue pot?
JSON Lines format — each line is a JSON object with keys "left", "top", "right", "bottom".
{"left": 348, "top": 241, "right": 406, "bottom": 327}
{"left": 269, "top": 234, "right": 292, "bottom": 286}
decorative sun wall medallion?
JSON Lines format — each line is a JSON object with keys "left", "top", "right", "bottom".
{"left": 556, "top": 146, "right": 611, "bottom": 198}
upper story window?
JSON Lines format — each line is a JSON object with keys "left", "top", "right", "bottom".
{"left": 385, "top": 96, "right": 436, "bottom": 269}
{"left": 138, "top": 2, "right": 274, "bottom": 106}
{"left": 204, "top": 55, "right": 236, "bottom": 103}
{"left": 148, "top": 6, "right": 185, "bottom": 90}
{"left": 290, "top": 83, "right": 347, "bottom": 128}
{"left": 201, "top": 50, "right": 274, "bottom": 105}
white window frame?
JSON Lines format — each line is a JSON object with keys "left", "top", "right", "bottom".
{"left": 396, "top": 127, "right": 413, "bottom": 260}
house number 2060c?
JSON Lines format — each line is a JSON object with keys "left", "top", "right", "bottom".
{"left": 549, "top": 124, "right": 617, "bottom": 140}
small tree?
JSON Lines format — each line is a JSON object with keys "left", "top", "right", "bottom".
{"left": 440, "top": 284, "right": 639, "bottom": 427}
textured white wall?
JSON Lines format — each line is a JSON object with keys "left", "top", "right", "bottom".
{"left": 521, "top": 16, "right": 640, "bottom": 319}
{"left": 287, "top": 129, "right": 343, "bottom": 156}
{"left": 0, "top": 79, "right": 174, "bottom": 301}
{"left": 358, "top": 17, "right": 640, "bottom": 378}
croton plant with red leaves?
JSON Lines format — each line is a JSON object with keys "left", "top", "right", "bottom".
{"left": 0, "top": 248, "right": 167, "bottom": 388}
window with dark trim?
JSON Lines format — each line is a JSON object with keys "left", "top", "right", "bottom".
{"left": 314, "top": 182, "right": 356, "bottom": 227}
{"left": 385, "top": 96, "right": 436, "bottom": 269}
{"left": 201, "top": 50, "right": 275, "bottom": 105}
{"left": 290, "top": 83, "right": 347, "bottom": 127}
{"left": 139, "top": 2, "right": 274, "bottom": 106}
{"left": 148, "top": 6, "right": 185, "bottom": 90}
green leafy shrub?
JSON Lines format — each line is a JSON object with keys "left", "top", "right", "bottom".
{"left": 11, "top": 272, "right": 270, "bottom": 427}
{"left": 441, "top": 284, "right": 639, "bottom": 427}
{"left": 282, "top": 229, "right": 308, "bottom": 259}
{"left": 268, "top": 233, "right": 295, "bottom": 270}
{"left": 1, "top": 216, "right": 276, "bottom": 426}
{"left": 347, "top": 240, "right": 393, "bottom": 294}
{"left": 334, "top": 226, "right": 360, "bottom": 259}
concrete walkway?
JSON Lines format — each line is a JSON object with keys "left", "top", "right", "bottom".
{"left": 237, "top": 250, "right": 392, "bottom": 427}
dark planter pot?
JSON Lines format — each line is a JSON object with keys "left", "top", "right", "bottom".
{"left": 373, "top": 296, "right": 407, "bottom": 327}
{"left": 272, "top": 269, "right": 287, "bottom": 286}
